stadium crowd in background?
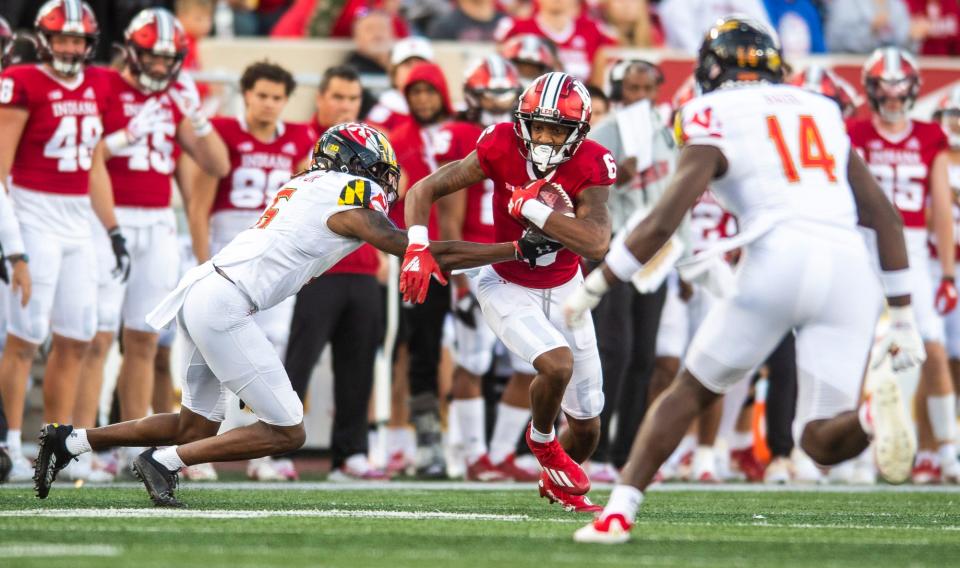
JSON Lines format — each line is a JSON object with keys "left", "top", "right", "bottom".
{"left": 0, "top": 0, "right": 958, "bottom": 503}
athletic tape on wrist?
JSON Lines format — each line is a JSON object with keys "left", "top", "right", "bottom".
{"left": 583, "top": 268, "right": 610, "bottom": 296}
{"left": 521, "top": 200, "right": 553, "bottom": 230}
{"left": 192, "top": 117, "right": 213, "bottom": 137}
{"left": 104, "top": 130, "right": 131, "bottom": 155}
{"left": 880, "top": 268, "right": 911, "bottom": 298}
{"left": 407, "top": 225, "right": 429, "bottom": 246}
{"left": 605, "top": 238, "right": 644, "bottom": 281}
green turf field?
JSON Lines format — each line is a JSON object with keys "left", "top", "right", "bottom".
{"left": 1, "top": 484, "right": 959, "bottom": 567}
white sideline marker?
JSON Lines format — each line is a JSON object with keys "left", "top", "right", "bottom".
{"left": 0, "top": 544, "right": 121, "bottom": 557}
{"left": 0, "top": 508, "right": 532, "bottom": 521}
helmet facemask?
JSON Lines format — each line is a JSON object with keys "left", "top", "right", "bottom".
{"left": 39, "top": 31, "right": 94, "bottom": 77}
{"left": 129, "top": 46, "right": 184, "bottom": 93}
{"left": 515, "top": 115, "right": 584, "bottom": 172}
{"left": 867, "top": 77, "right": 917, "bottom": 123}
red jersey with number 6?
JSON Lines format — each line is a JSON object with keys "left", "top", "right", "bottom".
{"left": 847, "top": 119, "right": 948, "bottom": 229}
{"left": 102, "top": 72, "right": 187, "bottom": 208}
{"left": 210, "top": 116, "right": 315, "bottom": 215}
{"left": 435, "top": 120, "right": 495, "bottom": 244}
{"left": 0, "top": 64, "right": 110, "bottom": 195}
{"left": 476, "top": 122, "right": 616, "bottom": 288}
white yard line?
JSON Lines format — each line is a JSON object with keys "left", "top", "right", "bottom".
{"left": 0, "top": 508, "right": 531, "bottom": 521}
{"left": 0, "top": 544, "right": 121, "bottom": 557}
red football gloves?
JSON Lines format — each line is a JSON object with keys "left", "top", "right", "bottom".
{"left": 936, "top": 276, "right": 957, "bottom": 315}
{"left": 508, "top": 178, "right": 547, "bottom": 220}
{"left": 399, "top": 237, "right": 447, "bottom": 304}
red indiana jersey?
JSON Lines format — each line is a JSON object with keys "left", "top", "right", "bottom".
{"left": 435, "top": 120, "right": 494, "bottom": 244}
{"left": 477, "top": 122, "right": 616, "bottom": 288}
{"left": 494, "top": 15, "right": 617, "bottom": 81}
{"left": 689, "top": 191, "right": 738, "bottom": 255}
{"left": 209, "top": 116, "right": 315, "bottom": 215}
{"left": 848, "top": 119, "right": 948, "bottom": 229}
{"left": 0, "top": 64, "right": 110, "bottom": 195}
{"left": 102, "top": 72, "right": 187, "bottom": 208}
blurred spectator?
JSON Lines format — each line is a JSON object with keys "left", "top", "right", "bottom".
{"left": 271, "top": 0, "right": 409, "bottom": 38}
{"left": 599, "top": 0, "right": 657, "bottom": 47}
{"left": 825, "top": 0, "right": 912, "bottom": 53}
{"left": 176, "top": 0, "right": 215, "bottom": 98}
{"left": 366, "top": 37, "right": 434, "bottom": 131}
{"left": 906, "top": 0, "right": 960, "bottom": 55}
{"left": 657, "top": 0, "right": 770, "bottom": 54}
{"left": 343, "top": 9, "right": 394, "bottom": 76}
{"left": 286, "top": 65, "right": 388, "bottom": 480}
{"left": 587, "top": 84, "right": 609, "bottom": 125}
{"left": 232, "top": 0, "right": 291, "bottom": 35}
{"left": 498, "top": 33, "right": 561, "bottom": 88}
{"left": 427, "top": 0, "right": 506, "bottom": 41}
{"left": 763, "top": 0, "right": 825, "bottom": 57}
{"left": 494, "top": 0, "right": 618, "bottom": 85}
{"left": 404, "top": 0, "right": 452, "bottom": 33}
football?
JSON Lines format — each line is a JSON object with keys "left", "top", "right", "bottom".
{"left": 535, "top": 181, "right": 576, "bottom": 218}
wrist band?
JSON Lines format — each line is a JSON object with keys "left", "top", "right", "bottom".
{"left": 605, "top": 238, "right": 644, "bottom": 281}
{"left": 192, "top": 116, "right": 213, "bottom": 137}
{"left": 104, "top": 130, "right": 131, "bottom": 155}
{"left": 407, "top": 225, "right": 429, "bottom": 246}
{"left": 521, "top": 200, "right": 553, "bottom": 230}
{"left": 880, "top": 268, "right": 911, "bottom": 298}
{"left": 583, "top": 268, "right": 610, "bottom": 296}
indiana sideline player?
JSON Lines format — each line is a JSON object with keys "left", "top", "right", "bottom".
{"left": 33, "top": 123, "right": 559, "bottom": 507}
{"left": 565, "top": 17, "right": 922, "bottom": 543}
{"left": 403, "top": 71, "right": 617, "bottom": 511}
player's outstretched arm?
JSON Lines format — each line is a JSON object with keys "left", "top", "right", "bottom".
{"left": 563, "top": 145, "right": 722, "bottom": 328}
{"left": 327, "top": 208, "right": 547, "bottom": 271}
{"left": 404, "top": 150, "right": 486, "bottom": 230}
{"left": 929, "top": 151, "right": 957, "bottom": 311}
{"left": 848, "top": 149, "right": 910, "bottom": 304}
{"left": 537, "top": 185, "right": 611, "bottom": 261}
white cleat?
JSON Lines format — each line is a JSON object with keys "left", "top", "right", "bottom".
{"left": 247, "top": 457, "right": 287, "bottom": 481}
{"left": 7, "top": 453, "right": 34, "bottom": 482}
{"left": 64, "top": 452, "right": 114, "bottom": 483}
{"left": 573, "top": 514, "right": 632, "bottom": 544}
{"left": 763, "top": 456, "right": 792, "bottom": 484}
{"left": 183, "top": 462, "right": 219, "bottom": 481}
{"left": 869, "top": 375, "right": 916, "bottom": 484}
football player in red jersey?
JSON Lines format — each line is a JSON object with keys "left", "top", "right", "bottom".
{"left": 404, "top": 72, "right": 616, "bottom": 510}
{"left": 0, "top": 0, "right": 126, "bottom": 481}
{"left": 188, "top": 60, "right": 314, "bottom": 482}
{"left": 73, "top": 7, "right": 229, "bottom": 479}
{"left": 441, "top": 55, "right": 538, "bottom": 482}
{"left": 848, "top": 47, "right": 960, "bottom": 484}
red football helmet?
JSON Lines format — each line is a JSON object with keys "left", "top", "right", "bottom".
{"left": 514, "top": 72, "right": 592, "bottom": 171}
{"left": 464, "top": 55, "right": 523, "bottom": 127}
{"left": 0, "top": 16, "right": 13, "bottom": 69}
{"left": 862, "top": 47, "right": 920, "bottom": 122}
{"left": 499, "top": 34, "right": 560, "bottom": 86}
{"left": 34, "top": 0, "right": 98, "bottom": 77}
{"left": 791, "top": 65, "right": 860, "bottom": 119}
{"left": 934, "top": 85, "right": 960, "bottom": 149}
{"left": 124, "top": 8, "right": 189, "bottom": 93}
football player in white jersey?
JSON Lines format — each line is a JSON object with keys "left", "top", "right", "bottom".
{"left": 32, "top": 123, "right": 559, "bottom": 506}
{"left": 565, "top": 17, "right": 923, "bottom": 543}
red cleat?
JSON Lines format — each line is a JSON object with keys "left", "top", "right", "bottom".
{"left": 526, "top": 425, "right": 590, "bottom": 495}
{"left": 466, "top": 454, "right": 510, "bottom": 482}
{"left": 539, "top": 472, "right": 602, "bottom": 513}
{"left": 493, "top": 453, "right": 539, "bottom": 482}
{"left": 731, "top": 447, "right": 765, "bottom": 482}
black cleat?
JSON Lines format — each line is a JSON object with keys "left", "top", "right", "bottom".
{"left": 0, "top": 446, "right": 11, "bottom": 483}
{"left": 34, "top": 423, "right": 78, "bottom": 498}
{"left": 132, "top": 448, "right": 184, "bottom": 508}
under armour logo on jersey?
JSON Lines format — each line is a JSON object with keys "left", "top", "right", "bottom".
{"left": 82, "top": 87, "right": 95, "bottom": 99}
{"left": 120, "top": 92, "right": 135, "bottom": 102}
{"left": 906, "top": 138, "right": 920, "bottom": 150}
{"left": 543, "top": 467, "right": 576, "bottom": 488}
{"left": 48, "top": 90, "right": 63, "bottom": 101}
{"left": 281, "top": 142, "right": 297, "bottom": 154}
{"left": 238, "top": 142, "right": 254, "bottom": 152}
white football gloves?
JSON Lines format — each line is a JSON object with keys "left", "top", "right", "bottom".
{"left": 877, "top": 305, "right": 927, "bottom": 373}
{"left": 168, "top": 77, "right": 212, "bottom": 137}
{"left": 563, "top": 269, "right": 611, "bottom": 329}
{"left": 125, "top": 97, "right": 167, "bottom": 142}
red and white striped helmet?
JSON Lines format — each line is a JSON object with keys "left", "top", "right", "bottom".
{"left": 862, "top": 47, "right": 920, "bottom": 121}
{"left": 934, "top": 84, "right": 960, "bottom": 148}
{"left": 513, "top": 72, "right": 592, "bottom": 170}
{"left": 791, "top": 64, "right": 860, "bottom": 118}
{"left": 0, "top": 16, "right": 13, "bottom": 69}
{"left": 124, "top": 8, "right": 189, "bottom": 93}
{"left": 464, "top": 55, "right": 522, "bottom": 127}
{"left": 34, "top": 0, "right": 98, "bottom": 77}
{"left": 499, "top": 34, "right": 559, "bottom": 86}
